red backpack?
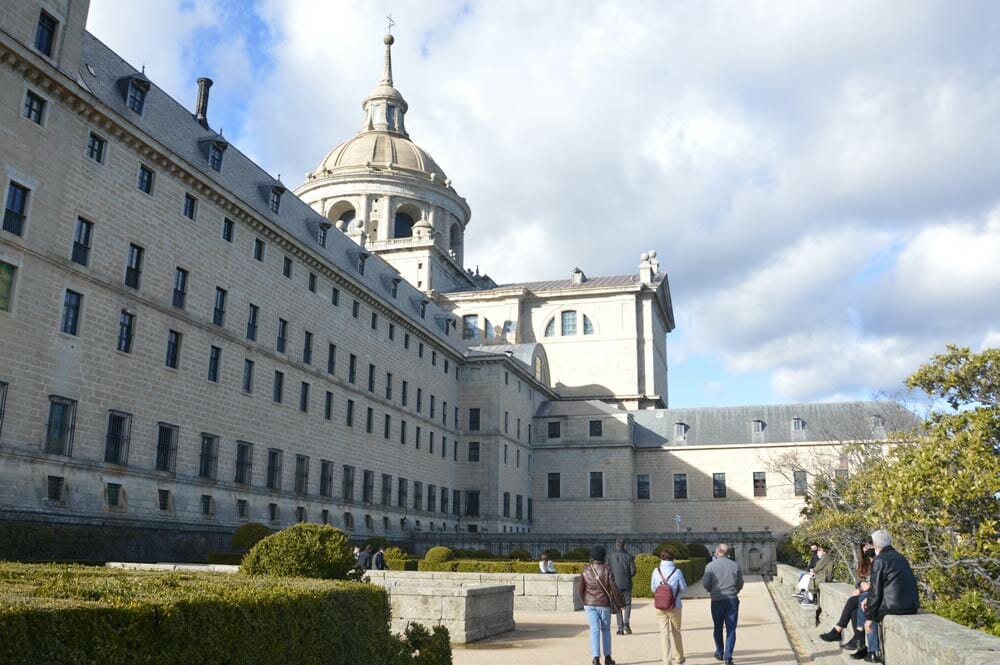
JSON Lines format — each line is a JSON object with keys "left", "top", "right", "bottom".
{"left": 654, "top": 567, "right": 679, "bottom": 610}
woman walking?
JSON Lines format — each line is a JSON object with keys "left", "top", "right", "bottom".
{"left": 579, "top": 545, "right": 624, "bottom": 665}
{"left": 652, "top": 546, "right": 688, "bottom": 665}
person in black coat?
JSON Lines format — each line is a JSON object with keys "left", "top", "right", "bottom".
{"left": 357, "top": 545, "right": 373, "bottom": 570}
{"left": 373, "top": 545, "right": 389, "bottom": 570}
{"left": 851, "top": 529, "right": 918, "bottom": 662}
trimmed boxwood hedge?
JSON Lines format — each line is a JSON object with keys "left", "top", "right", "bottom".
{"left": 385, "top": 558, "right": 420, "bottom": 571}
{"left": 633, "top": 556, "right": 707, "bottom": 598}
{"left": 0, "top": 562, "right": 397, "bottom": 665}
{"left": 415, "top": 559, "right": 586, "bottom": 574}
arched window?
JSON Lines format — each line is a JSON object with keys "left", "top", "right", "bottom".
{"left": 394, "top": 212, "right": 414, "bottom": 238}
{"left": 339, "top": 209, "right": 356, "bottom": 227}
{"left": 583, "top": 315, "right": 594, "bottom": 335}
{"left": 450, "top": 223, "right": 461, "bottom": 251}
{"left": 561, "top": 311, "right": 577, "bottom": 335}
{"left": 544, "top": 319, "right": 556, "bottom": 337}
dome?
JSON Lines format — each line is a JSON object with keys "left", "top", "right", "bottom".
{"left": 314, "top": 131, "right": 447, "bottom": 181}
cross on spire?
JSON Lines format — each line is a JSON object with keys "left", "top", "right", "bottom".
{"left": 386, "top": 13, "right": 395, "bottom": 34}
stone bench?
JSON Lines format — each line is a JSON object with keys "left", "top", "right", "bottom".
{"left": 372, "top": 580, "right": 515, "bottom": 644}
{"left": 366, "top": 570, "right": 582, "bottom": 611}
{"left": 775, "top": 564, "right": 1000, "bottom": 664}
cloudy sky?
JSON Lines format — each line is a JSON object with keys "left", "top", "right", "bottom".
{"left": 86, "top": 0, "right": 1000, "bottom": 408}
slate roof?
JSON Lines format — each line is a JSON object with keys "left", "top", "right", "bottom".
{"left": 449, "top": 272, "right": 665, "bottom": 294}
{"left": 78, "top": 33, "right": 463, "bottom": 350}
{"left": 631, "top": 401, "right": 919, "bottom": 447}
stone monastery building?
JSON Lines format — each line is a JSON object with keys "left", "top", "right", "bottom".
{"left": 0, "top": 1, "right": 911, "bottom": 562}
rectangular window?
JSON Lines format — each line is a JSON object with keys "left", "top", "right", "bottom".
{"left": 23, "top": 90, "right": 45, "bottom": 124}
{"left": 331, "top": 287, "right": 340, "bottom": 307}
{"left": 103, "top": 410, "right": 130, "bottom": 464}
{"left": 371, "top": 312, "right": 378, "bottom": 331}
{"left": 295, "top": 455, "right": 309, "bottom": 495}
{"left": 320, "top": 460, "right": 333, "bottom": 497}
{"left": 268, "top": 503, "right": 278, "bottom": 521}
{"left": 242, "top": 359, "right": 254, "bottom": 393}
{"left": 308, "top": 272, "right": 317, "bottom": 292}
{"left": 673, "top": 473, "right": 687, "bottom": 499}
{"left": 794, "top": 470, "right": 808, "bottom": 496}
{"left": 326, "top": 343, "right": 337, "bottom": 374}
{"left": 273, "top": 370, "right": 284, "bottom": 403}
{"left": 117, "top": 310, "right": 134, "bottom": 353}
{"left": 462, "top": 314, "right": 479, "bottom": 340}
{"left": 106, "top": 483, "right": 123, "bottom": 508}
{"left": 713, "top": 472, "right": 727, "bottom": 498}
{"left": 299, "top": 382, "right": 309, "bottom": 412}
{"left": 3, "top": 182, "right": 29, "bottom": 236}
{"left": 428, "top": 484, "right": 437, "bottom": 512}
{"left": 415, "top": 426, "right": 421, "bottom": 449}
{"left": 428, "top": 431, "right": 434, "bottom": 454}
{"left": 348, "top": 354, "right": 357, "bottom": 383}
{"left": 468, "top": 408, "right": 480, "bottom": 431}
{"left": 381, "top": 474, "right": 392, "bottom": 506}
{"left": 127, "top": 80, "right": 147, "bottom": 114}
{"left": 324, "top": 391, "right": 333, "bottom": 420}
{"left": 222, "top": 218, "right": 234, "bottom": 242}
{"left": 282, "top": 256, "right": 292, "bottom": 278}
{"left": 528, "top": 498, "right": 533, "bottom": 522}
{"left": 0, "top": 262, "right": 15, "bottom": 311}
{"left": 465, "top": 490, "right": 480, "bottom": 517}
{"left": 302, "top": 331, "right": 313, "bottom": 364}
{"left": 87, "top": 132, "right": 106, "bottom": 163}
{"left": 35, "top": 11, "right": 58, "bottom": 56}
{"left": 637, "top": 474, "right": 651, "bottom": 500}
{"left": 753, "top": 471, "right": 767, "bottom": 497}
{"left": 246, "top": 304, "right": 259, "bottom": 340}
{"left": 383, "top": 414, "right": 391, "bottom": 439}
{"left": 125, "top": 243, "right": 143, "bottom": 288}
{"left": 400, "top": 420, "right": 407, "bottom": 444}
{"left": 266, "top": 449, "right": 283, "bottom": 490}
{"left": 45, "top": 396, "right": 77, "bottom": 456}
{"left": 198, "top": 434, "right": 219, "bottom": 479}
{"left": 589, "top": 420, "right": 603, "bottom": 437}
{"left": 208, "top": 345, "right": 222, "bottom": 382}
{"left": 213, "top": 288, "right": 227, "bottom": 326}
{"left": 352, "top": 300, "right": 360, "bottom": 319}
{"left": 503, "top": 491, "right": 510, "bottom": 517}
{"left": 253, "top": 237, "right": 265, "bottom": 261}
{"left": 401, "top": 381, "right": 408, "bottom": 406}
{"left": 562, "top": 310, "right": 577, "bottom": 335}
{"left": 209, "top": 143, "right": 224, "bottom": 171}
{"left": 429, "top": 395, "right": 435, "bottom": 418}
{"left": 385, "top": 372, "right": 393, "bottom": 400}
{"left": 468, "top": 441, "right": 480, "bottom": 462}
{"left": 388, "top": 323, "right": 395, "bottom": 340}
{"left": 155, "top": 423, "right": 178, "bottom": 472}
{"left": 183, "top": 193, "right": 197, "bottom": 220}
{"left": 367, "top": 363, "right": 375, "bottom": 392}
{"left": 397, "top": 478, "right": 408, "bottom": 508}
{"left": 201, "top": 495, "right": 214, "bottom": 515}
{"left": 317, "top": 226, "right": 327, "bottom": 247}
{"left": 137, "top": 165, "right": 154, "bottom": 194}
{"left": 453, "top": 489, "right": 461, "bottom": 516}
{"left": 516, "top": 494, "right": 523, "bottom": 519}
{"left": 235, "top": 441, "right": 253, "bottom": 485}
{"left": 547, "top": 421, "right": 561, "bottom": 439}
{"left": 165, "top": 329, "right": 182, "bottom": 368}
{"left": 362, "top": 470, "right": 374, "bottom": 503}
{"left": 276, "top": 318, "right": 287, "bottom": 353}
{"left": 547, "top": 472, "right": 561, "bottom": 498}
{"left": 404, "top": 333, "right": 410, "bottom": 349}
{"left": 72, "top": 218, "right": 93, "bottom": 266}
{"left": 441, "top": 487, "right": 449, "bottom": 515}
{"left": 47, "top": 475, "right": 64, "bottom": 502}
{"left": 365, "top": 407, "right": 373, "bottom": 434}
{"left": 346, "top": 399, "right": 354, "bottom": 427}
{"left": 269, "top": 188, "right": 282, "bottom": 214}
{"left": 589, "top": 471, "right": 604, "bottom": 498}
{"left": 431, "top": 351, "right": 437, "bottom": 366}
{"left": 61, "top": 290, "right": 82, "bottom": 335}
{"left": 0, "top": 381, "right": 7, "bottom": 442}
{"left": 172, "top": 268, "right": 188, "bottom": 308}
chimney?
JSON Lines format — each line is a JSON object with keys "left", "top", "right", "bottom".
{"left": 195, "top": 77, "right": 213, "bottom": 128}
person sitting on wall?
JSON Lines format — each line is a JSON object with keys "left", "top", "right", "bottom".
{"left": 539, "top": 553, "right": 557, "bottom": 574}
{"left": 851, "top": 529, "right": 919, "bottom": 663}
{"left": 802, "top": 544, "right": 835, "bottom": 606}
{"left": 820, "top": 537, "right": 874, "bottom": 649}
{"left": 794, "top": 542, "right": 820, "bottom": 598}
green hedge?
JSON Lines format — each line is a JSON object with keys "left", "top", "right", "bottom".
{"left": 0, "top": 562, "right": 397, "bottom": 665}
{"left": 206, "top": 552, "right": 244, "bottom": 565}
{"left": 385, "top": 558, "right": 419, "bottom": 571}
{"left": 633, "top": 556, "right": 706, "bottom": 598}
{"left": 415, "top": 559, "right": 586, "bottom": 574}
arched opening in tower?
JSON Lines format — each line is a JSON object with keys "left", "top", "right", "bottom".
{"left": 394, "top": 212, "right": 414, "bottom": 238}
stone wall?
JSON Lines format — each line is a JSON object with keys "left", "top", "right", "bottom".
{"left": 367, "top": 569, "right": 582, "bottom": 611}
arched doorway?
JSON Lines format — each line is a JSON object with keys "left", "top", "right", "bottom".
{"left": 748, "top": 547, "right": 763, "bottom": 573}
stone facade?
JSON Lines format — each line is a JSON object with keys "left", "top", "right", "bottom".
{"left": 0, "top": 2, "right": 910, "bottom": 562}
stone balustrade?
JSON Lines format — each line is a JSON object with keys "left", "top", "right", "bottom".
{"left": 774, "top": 564, "right": 1000, "bottom": 665}
{"left": 366, "top": 570, "right": 583, "bottom": 611}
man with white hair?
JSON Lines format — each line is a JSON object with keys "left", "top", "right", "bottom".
{"left": 702, "top": 543, "right": 743, "bottom": 665}
{"left": 850, "top": 529, "right": 919, "bottom": 662}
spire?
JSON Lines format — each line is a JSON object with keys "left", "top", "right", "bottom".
{"left": 381, "top": 34, "right": 394, "bottom": 86}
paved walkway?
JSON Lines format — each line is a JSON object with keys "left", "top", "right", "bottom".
{"left": 454, "top": 577, "right": 797, "bottom": 665}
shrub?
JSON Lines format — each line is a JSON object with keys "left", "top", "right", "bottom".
{"left": 206, "top": 552, "right": 244, "bottom": 565}
{"left": 0, "top": 562, "right": 397, "bottom": 664}
{"left": 686, "top": 542, "right": 711, "bottom": 560}
{"left": 543, "top": 548, "right": 562, "bottom": 560}
{"left": 230, "top": 522, "right": 272, "bottom": 552}
{"left": 386, "top": 558, "right": 419, "bottom": 571}
{"left": 384, "top": 546, "right": 408, "bottom": 560}
{"left": 653, "top": 541, "right": 689, "bottom": 559}
{"left": 564, "top": 546, "right": 592, "bottom": 561}
{"left": 508, "top": 548, "right": 532, "bottom": 561}
{"left": 391, "top": 623, "right": 453, "bottom": 665}
{"left": 241, "top": 523, "right": 354, "bottom": 579}
{"left": 471, "top": 548, "right": 496, "bottom": 559}
{"left": 423, "top": 546, "right": 454, "bottom": 564}
{"left": 553, "top": 562, "right": 585, "bottom": 574}
{"left": 633, "top": 554, "right": 662, "bottom": 598}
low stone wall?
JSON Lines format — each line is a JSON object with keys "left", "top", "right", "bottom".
{"left": 106, "top": 562, "right": 239, "bottom": 573}
{"left": 373, "top": 580, "right": 515, "bottom": 643}
{"left": 774, "top": 564, "right": 1000, "bottom": 665}
{"left": 366, "top": 570, "right": 582, "bottom": 611}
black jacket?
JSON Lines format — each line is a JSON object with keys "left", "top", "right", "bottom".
{"left": 357, "top": 550, "right": 372, "bottom": 570}
{"left": 866, "top": 546, "right": 919, "bottom": 621}
{"left": 373, "top": 551, "right": 387, "bottom": 570}
{"left": 607, "top": 549, "right": 637, "bottom": 590}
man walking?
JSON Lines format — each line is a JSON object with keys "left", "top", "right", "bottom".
{"left": 851, "top": 529, "right": 918, "bottom": 663}
{"left": 702, "top": 543, "right": 743, "bottom": 665}
{"left": 608, "top": 538, "right": 637, "bottom": 635}
{"left": 373, "top": 545, "right": 389, "bottom": 570}
{"left": 357, "top": 544, "right": 373, "bottom": 570}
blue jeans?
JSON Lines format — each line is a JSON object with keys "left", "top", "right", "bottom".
{"left": 856, "top": 595, "right": 879, "bottom": 654}
{"left": 711, "top": 597, "right": 739, "bottom": 660}
{"left": 585, "top": 605, "right": 613, "bottom": 657}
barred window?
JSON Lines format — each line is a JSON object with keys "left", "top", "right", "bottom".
{"left": 342, "top": 465, "right": 355, "bottom": 502}
{"left": 266, "top": 449, "right": 283, "bottom": 490}
{"left": 117, "top": 310, "right": 134, "bottom": 354}
{"left": 320, "top": 460, "right": 333, "bottom": 497}
{"left": 465, "top": 490, "right": 480, "bottom": 517}
{"left": 61, "top": 290, "right": 82, "bottom": 335}
{"left": 794, "top": 470, "right": 808, "bottom": 496}
{"left": 72, "top": 218, "right": 93, "bottom": 266}
{"left": 3, "top": 182, "right": 29, "bottom": 236}
{"left": 154, "top": 423, "right": 178, "bottom": 472}
{"left": 235, "top": 441, "right": 253, "bottom": 485}
{"left": 589, "top": 471, "right": 603, "bottom": 498}
{"left": 547, "top": 472, "right": 560, "bottom": 498}
{"left": 753, "top": 471, "right": 767, "bottom": 497}
{"left": 294, "top": 455, "right": 309, "bottom": 496}
{"left": 381, "top": 474, "right": 392, "bottom": 506}
{"left": 362, "top": 470, "right": 374, "bottom": 503}
{"left": 45, "top": 396, "right": 77, "bottom": 456}
{"left": 104, "top": 410, "right": 131, "bottom": 464}
{"left": 198, "top": 434, "right": 218, "bottom": 479}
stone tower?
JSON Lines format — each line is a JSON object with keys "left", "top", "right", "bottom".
{"left": 295, "top": 33, "right": 476, "bottom": 293}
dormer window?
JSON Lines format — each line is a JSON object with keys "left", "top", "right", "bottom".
{"left": 420, "top": 301, "right": 427, "bottom": 318}
{"left": 390, "top": 277, "right": 401, "bottom": 298}
{"left": 871, "top": 414, "right": 884, "bottom": 429}
{"left": 209, "top": 142, "right": 225, "bottom": 171}
{"left": 126, "top": 78, "right": 149, "bottom": 115}
{"left": 357, "top": 253, "right": 367, "bottom": 275}
{"left": 752, "top": 419, "right": 766, "bottom": 433}
{"left": 317, "top": 225, "right": 327, "bottom": 247}
{"left": 791, "top": 418, "right": 806, "bottom": 432}
{"left": 268, "top": 187, "right": 283, "bottom": 214}
{"left": 674, "top": 422, "right": 688, "bottom": 438}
